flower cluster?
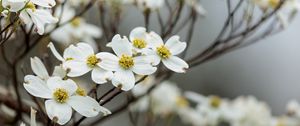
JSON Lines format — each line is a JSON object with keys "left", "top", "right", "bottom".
{"left": 1, "top": 0, "right": 58, "bottom": 35}
{"left": 130, "top": 78, "right": 300, "bottom": 126}
{"left": 251, "top": 0, "right": 300, "bottom": 27}
{"left": 23, "top": 27, "right": 189, "bottom": 124}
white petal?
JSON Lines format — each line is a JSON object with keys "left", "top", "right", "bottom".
{"left": 82, "top": 24, "right": 102, "bottom": 38}
{"left": 30, "top": 57, "right": 49, "bottom": 79}
{"left": 19, "top": 10, "right": 32, "bottom": 24}
{"left": 147, "top": 31, "right": 164, "bottom": 48}
{"left": 68, "top": 96, "right": 110, "bottom": 117}
{"left": 2, "top": 0, "right": 26, "bottom": 12}
{"left": 129, "top": 27, "right": 147, "bottom": 41}
{"left": 109, "top": 34, "right": 132, "bottom": 57}
{"left": 132, "top": 56, "right": 157, "bottom": 75}
{"left": 165, "top": 36, "right": 187, "bottom": 55}
{"left": 45, "top": 100, "right": 72, "bottom": 125}
{"left": 112, "top": 70, "right": 135, "bottom": 91}
{"left": 143, "top": 49, "right": 161, "bottom": 65}
{"left": 96, "top": 52, "right": 120, "bottom": 71}
{"left": 63, "top": 44, "right": 87, "bottom": 60}
{"left": 74, "top": 43, "right": 95, "bottom": 57}
{"left": 91, "top": 67, "right": 113, "bottom": 84}
{"left": 162, "top": 56, "right": 189, "bottom": 73}
{"left": 30, "top": 0, "right": 56, "bottom": 7}
{"left": 47, "top": 42, "right": 64, "bottom": 61}
{"left": 23, "top": 75, "right": 52, "bottom": 99}
{"left": 47, "top": 77, "right": 78, "bottom": 95}
{"left": 52, "top": 65, "right": 67, "bottom": 78}
{"left": 63, "top": 60, "right": 91, "bottom": 77}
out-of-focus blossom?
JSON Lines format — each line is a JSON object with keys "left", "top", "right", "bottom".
{"left": 185, "top": 0, "right": 207, "bottom": 15}
{"left": 136, "top": 0, "right": 165, "bottom": 11}
{"left": 50, "top": 5, "right": 102, "bottom": 51}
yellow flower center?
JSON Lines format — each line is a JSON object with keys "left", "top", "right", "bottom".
{"left": 132, "top": 39, "right": 147, "bottom": 49}
{"left": 269, "top": 0, "right": 280, "bottom": 8}
{"left": 119, "top": 55, "right": 134, "bottom": 69}
{"left": 156, "top": 45, "right": 171, "bottom": 59}
{"left": 53, "top": 88, "right": 69, "bottom": 103}
{"left": 176, "top": 96, "right": 189, "bottom": 108}
{"left": 76, "top": 87, "right": 86, "bottom": 96}
{"left": 86, "top": 55, "right": 99, "bottom": 68}
{"left": 25, "top": 2, "right": 36, "bottom": 12}
{"left": 210, "top": 96, "right": 221, "bottom": 108}
{"left": 71, "top": 18, "right": 81, "bottom": 27}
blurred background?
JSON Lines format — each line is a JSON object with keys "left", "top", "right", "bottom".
{"left": 84, "top": 1, "right": 300, "bottom": 125}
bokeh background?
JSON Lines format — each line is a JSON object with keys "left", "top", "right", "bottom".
{"left": 85, "top": 0, "right": 300, "bottom": 125}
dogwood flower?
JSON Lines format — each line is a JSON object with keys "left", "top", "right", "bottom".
{"left": 2, "top": 0, "right": 58, "bottom": 35}
{"left": 136, "top": 0, "right": 165, "bottom": 10}
{"left": 145, "top": 32, "right": 189, "bottom": 73}
{"left": 100, "top": 34, "right": 157, "bottom": 91}
{"left": 128, "top": 27, "right": 152, "bottom": 53}
{"left": 48, "top": 42, "right": 113, "bottom": 84}
{"left": 185, "top": 0, "right": 207, "bottom": 16}
{"left": 23, "top": 57, "right": 111, "bottom": 125}
{"left": 50, "top": 5, "right": 102, "bottom": 51}
{"left": 24, "top": 76, "right": 110, "bottom": 125}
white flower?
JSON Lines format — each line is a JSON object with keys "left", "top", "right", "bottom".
{"left": 50, "top": 5, "right": 102, "bottom": 51}
{"left": 2, "top": 0, "right": 55, "bottom": 12}
{"left": 145, "top": 32, "right": 189, "bottom": 73}
{"left": 100, "top": 34, "right": 157, "bottom": 91}
{"left": 150, "top": 81, "right": 183, "bottom": 116}
{"left": 136, "top": 0, "right": 165, "bottom": 10}
{"left": 127, "top": 27, "right": 152, "bottom": 53}
{"left": 48, "top": 42, "right": 113, "bottom": 84}
{"left": 24, "top": 76, "right": 110, "bottom": 125}
{"left": 185, "top": 0, "right": 207, "bottom": 16}
{"left": 230, "top": 96, "right": 272, "bottom": 126}
{"left": 23, "top": 57, "right": 111, "bottom": 125}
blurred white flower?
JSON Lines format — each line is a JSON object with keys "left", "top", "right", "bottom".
{"left": 2, "top": 0, "right": 58, "bottom": 35}
{"left": 150, "top": 81, "right": 183, "bottom": 116}
{"left": 136, "top": 0, "right": 165, "bottom": 10}
{"left": 50, "top": 5, "right": 102, "bottom": 51}
{"left": 185, "top": 0, "right": 207, "bottom": 16}
{"left": 230, "top": 96, "right": 272, "bottom": 126}
{"left": 145, "top": 32, "right": 189, "bottom": 73}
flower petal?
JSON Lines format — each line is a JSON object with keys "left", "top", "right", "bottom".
{"left": 112, "top": 70, "right": 135, "bottom": 91}
{"left": 47, "top": 77, "right": 78, "bottom": 95}
{"left": 63, "top": 60, "right": 91, "bottom": 77}
{"left": 47, "top": 42, "right": 64, "bottom": 61}
{"left": 129, "top": 27, "right": 147, "bottom": 41}
{"left": 109, "top": 34, "right": 132, "bottom": 57}
{"left": 132, "top": 56, "right": 157, "bottom": 75}
{"left": 143, "top": 49, "right": 161, "bottom": 65}
{"left": 30, "top": 0, "right": 56, "bottom": 7}
{"left": 91, "top": 67, "right": 113, "bottom": 84}
{"left": 2, "top": 0, "right": 26, "bottom": 12}
{"left": 68, "top": 96, "right": 111, "bottom": 117}
{"left": 162, "top": 56, "right": 189, "bottom": 73}
{"left": 23, "top": 75, "right": 52, "bottom": 99}
{"left": 52, "top": 65, "right": 67, "bottom": 78}
{"left": 74, "top": 43, "right": 95, "bottom": 57}
{"left": 147, "top": 31, "right": 164, "bottom": 48}
{"left": 45, "top": 100, "right": 72, "bottom": 125}
{"left": 30, "top": 57, "right": 49, "bottom": 79}
{"left": 96, "top": 52, "right": 120, "bottom": 71}
{"left": 165, "top": 35, "right": 187, "bottom": 55}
